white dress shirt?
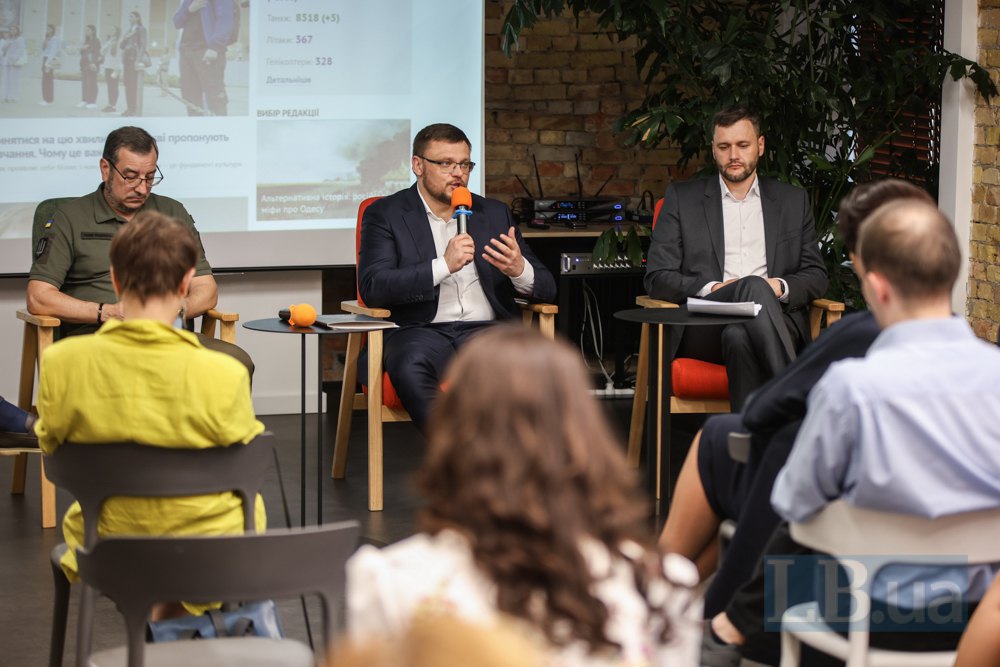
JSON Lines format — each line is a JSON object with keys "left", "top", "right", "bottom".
{"left": 419, "top": 190, "right": 535, "bottom": 323}
{"left": 699, "top": 174, "right": 788, "bottom": 301}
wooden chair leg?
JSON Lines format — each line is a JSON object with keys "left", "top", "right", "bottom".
{"left": 538, "top": 312, "right": 555, "bottom": 340}
{"left": 332, "top": 332, "right": 361, "bottom": 479}
{"left": 17, "top": 322, "right": 38, "bottom": 414}
{"left": 14, "top": 320, "right": 58, "bottom": 527}
{"left": 12, "top": 323, "right": 38, "bottom": 496}
{"left": 627, "top": 323, "right": 649, "bottom": 467}
{"left": 40, "top": 461, "right": 56, "bottom": 529}
{"left": 366, "top": 331, "right": 384, "bottom": 512}
{"left": 10, "top": 453, "right": 28, "bottom": 494}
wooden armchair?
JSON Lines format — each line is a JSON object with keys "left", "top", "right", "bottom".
{"left": 7, "top": 198, "right": 240, "bottom": 528}
{"left": 331, "top": 197, "right": 558, "bottom": 511}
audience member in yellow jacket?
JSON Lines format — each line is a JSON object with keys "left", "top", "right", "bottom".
{"left": 34, "top": 210, "right": 265, "bottom": 603}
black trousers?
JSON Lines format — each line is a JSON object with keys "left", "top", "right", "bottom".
{"left": 698, "top": 414, "right": 802, "bottom": 618}
{"left": 676, "top": 275, "right": 799, "bottom": 411}
{"left": 381, "top": 321, "right": 496, "bottom": 433}
{"left": 179, "top": 44, "right": 227, "bottom": 116}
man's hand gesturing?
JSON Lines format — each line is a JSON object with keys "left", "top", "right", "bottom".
{"left": 482, "top": 226, "right": 525, "bottom": 278}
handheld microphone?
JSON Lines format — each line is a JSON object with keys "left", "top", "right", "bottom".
{"left": 279, "top": 303, "right": 317, "bottom": 327}
{"left": 451, "top": 187, "right": 472, "bottom": 235}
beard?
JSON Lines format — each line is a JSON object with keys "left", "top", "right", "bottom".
{"left": 422, "top": 176, "right": 466, "bottom": 209}
{"left": 102, "top": 178, "right": 146, "bottom": 217}
{"left": 717, "top": 156, "right": 758, "bottom": 184}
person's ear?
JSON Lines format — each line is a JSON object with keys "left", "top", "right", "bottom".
{"left": 178, "top": 267, "right": 196, "bottom": 297}
{"left": 863, "top": 270, "right": 891, "bottom": 306}
{"left": 757, "top": 134, "right": 765, "bottom": 157}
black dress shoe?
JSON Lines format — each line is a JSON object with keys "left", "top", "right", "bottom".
{"left": 0, "top": 413, "right": 38, "bottom": 449}
{"left": 0, "top": 430, "right": 38, "bottom": 449}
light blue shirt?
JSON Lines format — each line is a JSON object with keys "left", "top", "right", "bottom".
{"left": 772, "top": 316, "right": 1000, "bottom": 601}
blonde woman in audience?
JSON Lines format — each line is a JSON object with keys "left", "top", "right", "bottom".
{"left": 348, "top": 326, "right": 702, "bottom": 666}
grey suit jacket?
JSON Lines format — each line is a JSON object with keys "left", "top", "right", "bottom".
{"left": 644, "top": 175, "right": 828, "bottom": 342}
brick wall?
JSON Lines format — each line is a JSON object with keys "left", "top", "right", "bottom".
{"left": 482, "top": 1, "right": 691, "bottom": 209}
{"left": 972, "top": 1, "right": 1000, "bottom": 342}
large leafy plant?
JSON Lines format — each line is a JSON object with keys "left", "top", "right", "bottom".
{"left": 501, "top": 0, "right": 996, "bottom": 306}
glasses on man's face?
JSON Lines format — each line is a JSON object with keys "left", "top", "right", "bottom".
{"left": 416, "top": 155, "right": 476, "bottom": 174}
{"left": 108, "top": 160, "right": 163, "bottom": 188}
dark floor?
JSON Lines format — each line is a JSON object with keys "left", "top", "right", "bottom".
{"left": 0, "top": 397, "right": 702, "bottom": 666}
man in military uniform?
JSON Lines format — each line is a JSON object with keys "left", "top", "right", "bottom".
{"left": 26, "top": 125, "right": 252, "bottom": 374}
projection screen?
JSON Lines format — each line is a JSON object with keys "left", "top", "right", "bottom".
{"left": 0, "top": 0, "right": 485, "bottom": 275}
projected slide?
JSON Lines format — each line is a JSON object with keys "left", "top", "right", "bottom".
{"left": 0, "top": 0, "right": 484, "bottom": 273}
{"left": 257, "top": 119, "right": 411, "bottom": 224}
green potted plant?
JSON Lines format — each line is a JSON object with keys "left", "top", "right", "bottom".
{"left": 501, "top": 0, "right": 996, "bottom": 306}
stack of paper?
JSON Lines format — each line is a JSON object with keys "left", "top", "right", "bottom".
{"left": 687, "top": 297, "right": 761, "bottom": 317}
{"left": 314, "top": 314, "right": 399, "bottom": 331}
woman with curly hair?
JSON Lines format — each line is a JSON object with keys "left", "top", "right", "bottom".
{"left": 347, "top": 326, "right": 701, "bottom": 665}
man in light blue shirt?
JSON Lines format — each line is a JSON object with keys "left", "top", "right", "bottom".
{"left": 772, "top": 198, "right": 1000, "bottom": 604}
{"left": 706, "top": 196, "right": 1000, "bottom": 665}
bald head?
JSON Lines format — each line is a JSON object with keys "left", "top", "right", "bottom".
{"left": 858, "top": 199, "right": 960, "bottom": 302}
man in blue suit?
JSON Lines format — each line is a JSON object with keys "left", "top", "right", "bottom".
{"left": 357, "top": 123, "right": 557, "bottom": 431}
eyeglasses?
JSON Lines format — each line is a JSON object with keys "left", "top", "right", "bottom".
{"left": 416, "top": 155, "right": 476, "bottom": 174}
{"left": 107, "top": 160, "right": 163, "bottom": 188}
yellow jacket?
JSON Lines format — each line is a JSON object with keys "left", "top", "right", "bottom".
{"left": 36, "top": 319, "right": 265, "bottom": 607}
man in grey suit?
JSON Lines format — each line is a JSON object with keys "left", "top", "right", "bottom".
{"left": 644, "top": 107, "right": 827, "bottom": 410}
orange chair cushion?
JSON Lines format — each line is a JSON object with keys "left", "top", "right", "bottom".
{"left": 671, "top": 357, "right": 730, "bottom": 400}
{"left": 361, "top": 372, "right": 405, "bottom": 410}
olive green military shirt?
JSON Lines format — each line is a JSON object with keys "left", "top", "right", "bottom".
{"left": 28, "top": 184, "right": 213, "bottom": 336}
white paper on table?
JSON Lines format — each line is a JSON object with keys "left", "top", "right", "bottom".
{"left": 314, "top": 314, "right": 399, "bottom": 331}
{"left": 687, "top": 297, "right": 761, "bottom": 317}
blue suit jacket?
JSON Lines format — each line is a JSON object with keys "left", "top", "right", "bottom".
{"left": 357, "top": 184, "right": 556, "bottom": 326}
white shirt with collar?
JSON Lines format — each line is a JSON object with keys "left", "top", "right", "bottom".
{"left": 698, "top": 174, "right": 788, "bottom": 301}
{"left": 419, "top": 190, "right": 535, "bottom": 323}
